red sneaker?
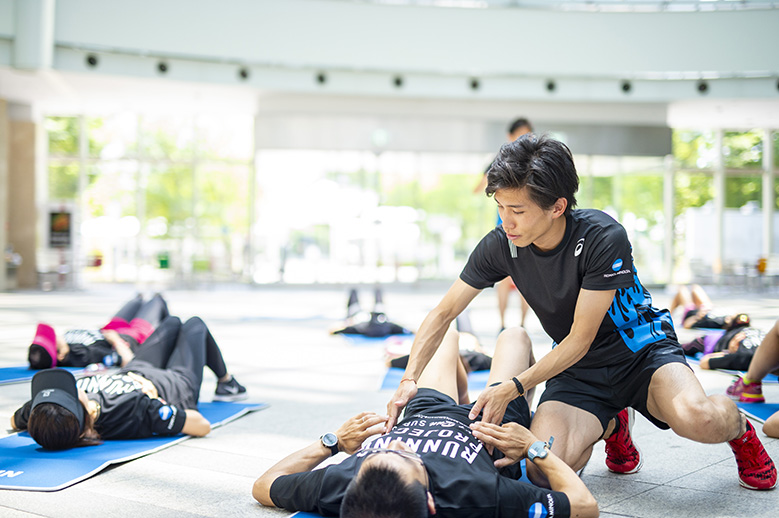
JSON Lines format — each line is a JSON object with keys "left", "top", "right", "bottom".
{"left": 605, "top": 408, "right": 643, "bottom": 474}
{"left": 729, "top": 419, "right": 777, "bottom": 490}
{"left": 726, "top": 377, "right": 765, "bottom": 403}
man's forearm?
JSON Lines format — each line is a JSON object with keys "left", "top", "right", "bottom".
{"left": 534, "top": 453, "right": 599, "bottom": 518}
{"left": 253, "top": 441, "right": 332, "bottom": 506}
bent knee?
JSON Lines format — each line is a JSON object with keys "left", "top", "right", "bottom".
{"left": 498, "top": 326, "right": 530, "bottom": 344}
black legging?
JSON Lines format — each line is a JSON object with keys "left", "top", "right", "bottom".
{"left": 132, "top": 316, "right": 229, "bottom": 403}
{"left": 113, "top": 293, "right": 169, "bottom": 329}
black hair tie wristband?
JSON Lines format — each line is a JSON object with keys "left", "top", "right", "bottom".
{"left": 512, "top": 377, "right": 525, "bottom": 397}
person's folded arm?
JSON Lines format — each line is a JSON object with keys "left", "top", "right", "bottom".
{"left": 469, "top": 288, "right": 615, "bottom": 425}
{"left": 471, "top": 421, "right": 598, "bottom": 518}
{"left": 181, "top": 409, "right": 211, "bottom": 437}
{"left": 253, "top": 412, "right": 387, "bottom": 507}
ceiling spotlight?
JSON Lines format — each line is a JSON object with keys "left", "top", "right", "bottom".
{"left": 776, "top": 78, "right": 779, "bottom": 92}
{"left": 470, "top": 78, "right": 480, "bottom": 91}
{"left": 393, "top": 76, "right": 404, "bottom": 88}
{"left": 315, "top": 72, "right": 327, "bottom": 85}
{"left": 238, "top": 67, "right": 250, "bottom": 80}
{"left": 621, "top": 81, "right": 632, "bottom": 93}
{"left": 86, "top": 54, "right": 98, "bottom": 68}
{"left": 157, "top": 61, "right": 169, "bottom": 74}
{"left": 546, "top": 80, "right": 556, "bottom": 92}
{"left": 697, "top": 81, "right": 709, "bottom": 94}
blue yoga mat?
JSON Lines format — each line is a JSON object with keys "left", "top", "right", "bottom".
{"left": 686, "top": 354, "right": 778, "bottom": 383}
{"left": 380, "top": 367, "right": 491, "bottom": 391}
{"left": 736, "top": 402, "right": 779, "bottom": 424}
{"left": 338, "top": 333, "right": 415, "bottom": 346}
{"left": 0, "top": 401, "right": 268, "bottom": 491}
{"left": 0, "top": 365, "right": 86, "bottom": 385}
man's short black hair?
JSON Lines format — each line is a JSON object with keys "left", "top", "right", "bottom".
{"left": 507, "top": 117, "right": 533, "bottom": 135}
{"left": 486, "top": 134, "right": 578, "bottom": 215}
{"left": 341, "top": 464, "right": 428, "bottom": 518}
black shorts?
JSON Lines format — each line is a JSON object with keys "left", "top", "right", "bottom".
{"left": 404, "top": 385, "right": 531, "bottom": 429}
{"left": 539, "top": 339, "right": 690, "bottom": 432}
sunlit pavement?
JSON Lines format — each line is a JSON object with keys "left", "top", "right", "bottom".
{"left": 1, "top": 282, "right": 779, "bottom": 517}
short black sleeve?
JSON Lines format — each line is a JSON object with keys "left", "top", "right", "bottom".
{"left": 270, "top": 468, "right": 332, "bottom": 515}
{"left": 580, "top": 219, "right": 634, "bottom": 291}
{"left": 146, "top": 399, "right": 186, "bottom": 436}
{"left": 708, "top": 353, "right": 753, "bottom": 372}
{"left": 497, "top": 477, "right": 571, "bottom": 518}
{"left": 460, "top": 228, "right": 510, "bottom": 290}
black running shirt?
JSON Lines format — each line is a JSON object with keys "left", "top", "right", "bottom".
{"left": 75, "top": 361, "right": 190, "bottom": 439}
{"left": 270, "top": 406, "right": 570, "bottom": 517}
{"left": 460, "top": 209, "right": 676, "bottom": 369}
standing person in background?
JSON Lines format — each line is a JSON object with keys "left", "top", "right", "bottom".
{"left": 475, "top": 118, "right": 534, "bottom": 331}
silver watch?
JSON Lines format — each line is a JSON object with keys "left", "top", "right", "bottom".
{"left": 320, "top": 432, "right": 339, "bottom": 456}
{"left": 527, "top": 436, "right": 554, "bottom": 463}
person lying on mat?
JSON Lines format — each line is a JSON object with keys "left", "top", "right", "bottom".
{"left": 680, "top": 320, "right": 763, "bottom": 372}
{"left": 331, "top": 288, "right": 411, "bottom": 338}
{"left": 668, "top": 284, "right": 750, "bottom": 331}
{"left": 27, "top": 293, "right": 169, "bottom": 370}
{"left": 725, "top": 319, "right": 779, "bottom": 437}
{"left": 11, "top": 316, "right": 247, "bottom": 450}
{"left": 253, "top": 326, "right": 597, "bottom": 518}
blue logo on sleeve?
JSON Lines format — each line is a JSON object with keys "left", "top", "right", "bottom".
{"left": 529, "top": 502, "right": 548, "bottom": 518}
{"left": 611, "top": 258, "right": 623, "bottom": 271}
{"left": 159, "top": 406, "right": 173, "bottom": 421}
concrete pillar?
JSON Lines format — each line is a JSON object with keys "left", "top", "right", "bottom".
{"left": 13, "top": 0, "right": 56, "bottom": 70}
{"left": 663, "top": 154, "right": 675, "bottom": 284}
{"left": 7, "top": 104, "right": 39, "bottom": 288}
{"left": 0, "top": 100, "right": 8, "bottom": 290}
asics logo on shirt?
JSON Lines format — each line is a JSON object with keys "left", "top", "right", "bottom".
{"left": 574, "top": 238, "right": 585, "bottom": 257}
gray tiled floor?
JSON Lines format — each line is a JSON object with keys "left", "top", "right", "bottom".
{"left": 1, "top": 282, "right": 779, "bottom": 517}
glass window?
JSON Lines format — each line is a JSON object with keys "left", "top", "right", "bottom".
{"left": 46, "top": 117, "right": 79, "bottom": 156}
{"left": 87, "top": 113, "right": 137, "bottom": 159}
{"left": 139, "top": 114, "right": 195, "bottom": 161}
{"left": 196, "top": 113, "right": 254, "bottom": 161}
{"left": 723, "top": 130, "right": 763, "bottom": 170}
{"left": 673, "top": 130, "right": 716, "bottom": 170}
{"left": 48, "top": 161, "right": 79, "bottom": 200}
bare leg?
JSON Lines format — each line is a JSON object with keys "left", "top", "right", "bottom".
{"left": 690, "top": 284, "right": 713, "bottom": 309}
{"left": 668, "top": 285, "right": 692, "bottom": 316}
{"left": 746, "top": 319, "right": 779, "bottom": 382}
{"left": 487, "top": 327, "right": 536, "bottom": 407}
{"left": 417, "top": 327, "right": 462, "bottom": 403}
{"left": 496, "top": 277, "right": 512, "bottom": 329}
{"left": 526, "top": 401, "right": 604, "bottom": 488}
{"left": 647, "top": 363, "right": 742, "bottom": 442}
{"left": 519, "top": 293, "right": 530, "bottom": 328}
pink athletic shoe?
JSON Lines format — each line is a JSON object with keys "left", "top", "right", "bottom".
{"left": 727, "top": 377, "right": 765, "bottom": 404}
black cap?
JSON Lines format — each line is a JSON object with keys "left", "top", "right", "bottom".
{"left": 31, "top": 368, "right": 85, "bottom": 433}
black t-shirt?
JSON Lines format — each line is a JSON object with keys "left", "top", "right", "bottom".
{"left": 269, "top": 405, "right": 570, "bottom": 517}
{"left": 74, "top": 360, "right": 191, "bottom": 439}
{"left": 15, "top": 360, "right": 192, "bottom": 440}
{"left": 460, "top": 209, "right": 677, "bottom": 369}
{"left": 59, "top": 328, "right": 136, "bottom": 368}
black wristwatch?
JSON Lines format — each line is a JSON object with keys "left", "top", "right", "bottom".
{"left": 320, "top": 432, "right": 339, "bottom": 456}
{"left": 527, "top": 436, "right": 554, "bottom": 463}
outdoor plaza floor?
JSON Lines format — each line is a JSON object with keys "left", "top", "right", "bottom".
{"left": 1, "top": 281, "right": 779, "bottom": 517}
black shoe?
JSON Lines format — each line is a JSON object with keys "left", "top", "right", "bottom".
{"left": 214, "top": 376, "right": 247, "bottom": 402}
